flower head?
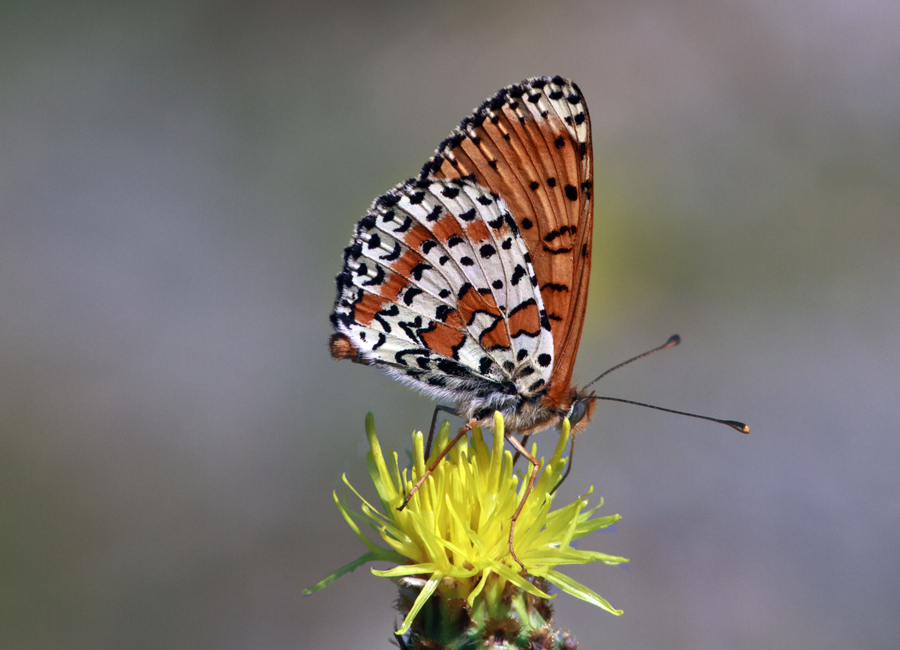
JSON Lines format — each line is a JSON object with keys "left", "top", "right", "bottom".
{"left": 305, "top": 411, "right": 627, "bottom": 636}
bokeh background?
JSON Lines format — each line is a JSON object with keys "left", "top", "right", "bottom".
{"left": 3, "top": 1, "right": 898, "bottom": 648}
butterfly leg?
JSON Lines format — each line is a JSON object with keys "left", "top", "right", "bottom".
{"left": 550, "top": 434, "right": 575, "bottom": 495}
{"left": 425, "top": 404, "right": 458, "bottom": 458}
{"left": 398, "top": 418, "right": 476, "bottom": 512}
{"left": 510, "top": 434, "right": 531, "bottom": 467}
{"left": 504, "top": 433, "right": 541, "bottom": 570}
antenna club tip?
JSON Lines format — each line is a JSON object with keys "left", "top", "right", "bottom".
{"left": 666, "top": 334, "right": 681, "bottom": 346}
{"left": 725, "top": 420, "right": 750, "bottom": 434}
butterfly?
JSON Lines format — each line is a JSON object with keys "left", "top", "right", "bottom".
{"left": 329, "top": 76, "right": 749, "bottom": 566}
{"left": 330, "top": 75, "right": 599, "bottom": 440}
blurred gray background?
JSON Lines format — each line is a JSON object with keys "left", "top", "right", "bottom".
{"left": 2, "top": 1, "right": 898, "bottom": 649}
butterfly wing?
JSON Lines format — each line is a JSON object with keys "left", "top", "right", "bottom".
{"left": 419, "top": 75, "right": 594, "bottom": 409}
{"left": 330, "top": 176, "right": 555, "bottom": 421}
{"left": 331, "top": 76, "right": 593, "bottom": 428}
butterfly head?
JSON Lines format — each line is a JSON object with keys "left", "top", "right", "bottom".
{"left": 562, "top": 386, "right": 598, "bottom": 434}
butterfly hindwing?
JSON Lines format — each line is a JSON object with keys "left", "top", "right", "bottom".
{"left": 331, "top": 176, "right": 555, "bottom": 413}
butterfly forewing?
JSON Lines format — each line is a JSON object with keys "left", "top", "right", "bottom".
{"left": 419, "top": 76, "right": 593, "bottom": 403}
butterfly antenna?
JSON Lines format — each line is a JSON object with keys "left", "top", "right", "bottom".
{"left": 583, "top": 334, "right": 682, "bottom": 389}
{"left": 586, "top": 395, "right": 749, "bottom": 433}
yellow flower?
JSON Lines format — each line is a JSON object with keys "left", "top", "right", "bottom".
{"left": 305, "top": 411, "right": 627, "bottom": 636}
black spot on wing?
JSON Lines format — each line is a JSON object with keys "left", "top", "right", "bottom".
{"left": 436, "top": 358, "right": 473, "bottom": 377}
{"left": 398, "top": 316, "right": 424, "bottom": 343}
{"left": 374, "top": 304, "right": 399, "bottom": 333}
{"left": 380, "top": 242, "right": 401, "bottom": 261}
{"left": 376, "top": 193, "right": 400, "bottom": 209}
{"left": 394, "top": 215, "right": 413, "bottom": 233}
{"left": 511, "top": 264, "right": 527, "bottom": 285}
{"left": 539, "top": 309, "right": 551, "bottom": 331}
{"left": 395, "top": 347, "right": 432, "bottom": 366}
{"left": 343, "top": 242, "right": 362, "bottom": 263}
{"left": 420, "top": 157, "right": 443, "bottom": 177}
{"left": 403, "top": 287, "right": 423, "bottom": 306}
{"left": 411, "top": 262, "right": 432, "bottom": 280}
{"left": 362, "top": 265, "right": 386, "bottom": 287}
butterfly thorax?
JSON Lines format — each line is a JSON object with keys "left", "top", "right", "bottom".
{"left": 463, "top": 383, "right": 597, "bottom": 436}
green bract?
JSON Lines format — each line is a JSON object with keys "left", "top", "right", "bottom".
{"left": 305, "top": 411, "right": 627, "bottom": 636}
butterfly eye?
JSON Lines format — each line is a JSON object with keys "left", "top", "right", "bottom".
{"left": 569, "top": 399, "right": 587, "bottom": 427}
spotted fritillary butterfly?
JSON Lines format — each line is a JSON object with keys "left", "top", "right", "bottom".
{"left": 328, "top": 76, "right": 750, "bottom": 565}
{"left": 330, "top": 75, "right": 598, "bottom": 437}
